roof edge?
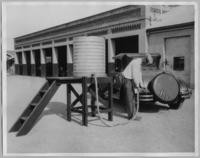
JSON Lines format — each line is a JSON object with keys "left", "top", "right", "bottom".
{"left": 15, "top": 5, "right": 142, "bottom": 41}
{"left": 147, "top": 21, "right": 194, "bottom": 33}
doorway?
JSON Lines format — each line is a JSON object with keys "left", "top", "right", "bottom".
{"left": 56, "top": 46, "right": 67, "bottom": 76}
{"left": 44, "top": 48, "right": 53, "bottom": 77}
{"left": 17, "top": 52, "right": 23, "bottom": 75}
{"left": 114, "top": 35, "right": 139, "bottom": 55}
{"left": 113, "top": 35, "right": 139, "bottom": 71}
{"left": 25, "top": 51, "right": 31, "bottom": 75}
{"left": 34, "top": 50, "right": 41, "bottom": 76}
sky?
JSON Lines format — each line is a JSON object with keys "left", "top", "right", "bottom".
{"left": 3, "top": 2, "right": 127, "bottom": 50}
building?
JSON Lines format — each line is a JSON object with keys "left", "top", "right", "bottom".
{"left": 147, "top": 5, "right": 194, "bottom": 87}
{"left": 13, "top": 5, "right": 194, "bottom": 87}
{"left": 7, "top": 50, "right": 15, "bottom": 75}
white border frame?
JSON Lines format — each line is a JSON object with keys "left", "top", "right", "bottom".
{"left": 2, "top": 1, "right": 199, "bottom": 157}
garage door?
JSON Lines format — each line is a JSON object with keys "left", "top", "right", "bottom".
{"left": 165, "top": 36, "right": 191, "bottom": 85}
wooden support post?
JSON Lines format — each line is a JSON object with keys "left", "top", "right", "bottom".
{"left": 82, "top": 77, "right": 88, "bottom": 126}
{"left": 67, "top": 84, "right": 71, "bottom": 121}
{"left": 108, "top": 80, "right": 113, "bottom": 121}
{"left": 91, "top": 96, "right": 96, "bottom": 117}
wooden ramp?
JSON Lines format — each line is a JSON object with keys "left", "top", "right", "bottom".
{"left": 9, "top": 80, "right": 60, "bottom": 136}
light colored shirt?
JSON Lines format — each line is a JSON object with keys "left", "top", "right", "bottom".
{"left": 122, "top": 58, "right": 144, "bottom": 88}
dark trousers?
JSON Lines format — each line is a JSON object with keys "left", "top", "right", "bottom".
{"left": 90, "top": 74, "right": 136, "bottom": 118}
{"left": 118, "top": 75, "right": 136, "bottom": 118}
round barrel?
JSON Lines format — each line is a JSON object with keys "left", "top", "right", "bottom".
{"left": 73, "top": 36, "right": 106, "bottom": 77}
{"left": 149, "top": 72, "right": 179, "bottom": 103}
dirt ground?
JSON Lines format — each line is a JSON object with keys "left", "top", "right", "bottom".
{"left": 5, "top": 75, "right": 195, "bottom": 155}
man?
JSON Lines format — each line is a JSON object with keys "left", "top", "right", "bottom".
{"left": 114, "top": 53, "right": 153, "bottom": 119}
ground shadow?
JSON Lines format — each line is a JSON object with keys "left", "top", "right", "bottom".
{"left": 36, "top": 99, "right": 169, "bottom": 127}
{"left": 139, "top": 102, "right": 169, "bottom": 113}
{"left": 40, "top": 102, "right": 83, "bottom": 125}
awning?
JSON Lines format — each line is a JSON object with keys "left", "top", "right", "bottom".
{"left": 113, "top": 53, "right": 161, "bottom": 60}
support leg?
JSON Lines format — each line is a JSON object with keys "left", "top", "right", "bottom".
{"left": 108, "top": 81, "right": 113, "bottom": 121}
{"left": 82, "top": 77, "right": 88, "bottom": 126}
{"left": 91, "top": 96, "right": 96, "bottom": 117}
{"left": 67, "top": 84, "right": 71, "bottom": 121}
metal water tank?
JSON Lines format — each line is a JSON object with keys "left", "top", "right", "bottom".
{"left": 73, "top": 36, "right": 106, "bottom": 77}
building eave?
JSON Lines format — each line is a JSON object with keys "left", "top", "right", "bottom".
{"left": 147, "top": 21, "right": 194, "bottom": 34}
{"left": 14, "top": 5, "right": 143, "bottom": 43}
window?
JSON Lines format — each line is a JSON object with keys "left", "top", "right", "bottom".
{"left": 173, "top": 56, "right": 184, "bottom": 71}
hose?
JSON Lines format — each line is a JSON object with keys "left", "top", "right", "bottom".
{"left": 94, "top": 75, "right": 114, "bottom": 127}
{"left": 132, "top": 88, "right": 140, "bottom": 120}
{"left": 92, "top": 74, "right": 140, "bottom": 127}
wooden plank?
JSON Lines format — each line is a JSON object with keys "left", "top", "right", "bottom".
{"left": 91, "top": 96, "right": 96, "bottom": 117}
{"left": 82, "top": 77, "right": 88, "bottom": 126}
{"left": 16, "top": 81, "right": 60, "bottom": 136}
{"left": 30, "top": 103, "right": 38, "bottom": 107}
{"left": 47, "top": 77, "right": 83, "bottom": 83}
{"left": 71, "top": 109, "right": 82, "bottom": 114}
{"left": 70, "top": 85, "right": 80, "bottom": 99}
{"left": 67, "top": 84, "right": 71, "bottom": 121}
{"left": 100, "top": 109, "right": 113, "bottom": 113}
{"left": 9, "top": 81, "right": 50, "bottom": 132}
{"left": 108, "top": 81, "right": 113, "bottom": 121}
{"left": 47, "top": 77, "right": 112, "bottom": 84}
{"left": 72, "top": 106, "right": 83, "bottom": 110}
{"left": 71, "top": 94, "right": 83, "bottom": 107}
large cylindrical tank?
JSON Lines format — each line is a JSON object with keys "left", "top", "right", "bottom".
{"left": 148, "top": 72, "right": 180, "bottom": 103}
{"left": 73, "top": 36, "right": 106, "bottom": 77}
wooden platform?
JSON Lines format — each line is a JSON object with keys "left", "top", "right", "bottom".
{"left": 47, "top": 76, "right": 114, "bottom": 126}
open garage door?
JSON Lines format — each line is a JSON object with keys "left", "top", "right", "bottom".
{"left": 44, "top": 48, "right": 53, "bottom": 77}
{"left": 34, "top": 50, "right": 41, "bottom": 76}
{"left": 17, "top": 52, "right": 23, "bottom": 75}
{"left": 25, "top": 51, "right": 31, "bottom": 76}
{"left": 56, "top": 46, "right": 67, "bottom": 76}
{"left": 114, "top": 35, "right": 138, "bottom": 54}
{"left": 113, "top": 35, "right": 139, "bottom": 71}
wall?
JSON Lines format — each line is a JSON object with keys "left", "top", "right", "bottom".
{"left": 147, "top": 25, "right": 194, "bottom": 87}
{"left": 14, "top": 5, "right": 147, "bottom": 77}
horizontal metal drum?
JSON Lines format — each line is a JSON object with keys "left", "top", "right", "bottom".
{"left": 148, "top": 72, "right": 180, "bottom": 104}
{"left": 73, "top": 36, "right": 106, "bottom": 77}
